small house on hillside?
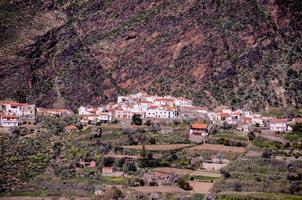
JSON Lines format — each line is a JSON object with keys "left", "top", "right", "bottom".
{"left": 189, "top": 123, "right": 208, "bottom": 143}
{"left": 101, "top": 167, "right": 124, "bottom": 177}
{"left": 270, "top": 119, "right": 289, "bottom": 132}
{"left": 0, "top": 114, "right": 19, "bottom": 127}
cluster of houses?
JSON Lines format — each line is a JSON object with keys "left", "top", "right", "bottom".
{"left": 0, "top": 93, "right": 299, "bottom": 138}
{"left": 0, "top": 100, "right": 73, "bottom": 127}
{"left": 78, "top": 92, "right": 192, "bottom": 124}
{"left": 186, "top": 106, "right": 294, "bottom": 143}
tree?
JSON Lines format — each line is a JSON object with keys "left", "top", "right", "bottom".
{"left": 220, "top": 168, "right": 230, "bottom": 178}
{"left": 132, "top": 114, "right": 142, "bottom": 126}
{"left": 92, "top": 127, "right": 102, "bottom": 138}
{"left": 11, "top": 127, "right": 20, "bottom": 138}
{"left": 125, "top": 161, "right": 137, "bottom": 172}
{"left": 144, "top": 120, "right": 152, "bottom": 126}
{"left": 103, "top": 156, "right": 115, "bottom": 167}
{"left": 262, "top": 149, "right": 273, "bottom": 158}
{"left": 177, "top": 178, "right": 192, "bottom": 190}
{"left": 248, "top": 131, "right": 256, "bottom": 140}
{"left": 149, "top": 137, "right": 156, "bottom": 144}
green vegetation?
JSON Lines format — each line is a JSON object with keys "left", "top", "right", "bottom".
{"left": 286, "top": 123, "right": 302, "bottom": 142}
{"left": 217, "top": 192, "right": 302, "bottom": 200}
{"left": 252, "top": 136, "right": 284, "bottom": 150}
{"left": 189, "top": 175, "right": 219, "bottom": 182}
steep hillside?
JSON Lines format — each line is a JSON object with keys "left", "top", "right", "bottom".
{"left": 0, "top": 0, "right": 301, "bottom": 110}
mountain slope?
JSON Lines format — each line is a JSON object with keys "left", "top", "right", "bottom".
{"left": 0, "top": 0, "right": 301, "bottom": 110}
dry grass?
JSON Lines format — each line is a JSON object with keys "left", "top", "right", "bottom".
{"left": 189, "top": 181, "right": 214, "bottom": 194}
{"left": 131, "top": 186, "right": 185, "bottom": 193}
{"left": 152, "top": 167, "right": 194, "bottom": 176}
{"left": 122, "top": 144, "right": 193, "bottom": 151}
{"left": 189, "top": 170, "right": 221, "bottom": 178}
{"left": 185, "top": 143, "right": 246, "bottom": 153}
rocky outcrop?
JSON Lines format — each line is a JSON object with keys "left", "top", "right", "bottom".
{"left": 0, "top": 0, "right": 301, "bottom": 110}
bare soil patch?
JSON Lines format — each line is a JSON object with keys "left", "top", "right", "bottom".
{"left": 189, "top": 181, "right": 213, "bottom": 194}
{"left": 153, "top": 167, "right": 194, "bottom": 176}
{"left": 131, "top": 186, "right": 185, "bottom": 193}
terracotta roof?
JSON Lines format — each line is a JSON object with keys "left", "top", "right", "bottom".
{"left": 190, "top": 123, "right": 208, "bottom": 129}
{"left": 244, "top": 117, "right": 252, "bottom": 122}
{"left": 271, "top": 119, "right": 287, "bottom": 123}
{"left": 1, "top": 114, "right": 18, "bottom": 119}
{"left": 220, "top": 113, "right": 230, "bottom": 117}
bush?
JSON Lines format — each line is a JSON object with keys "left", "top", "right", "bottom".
{"left": 103, "top": 156, "right": 115, "bottom": 167}
{"left": 248, "top": 131, "right": 256, "bottom": 140}
{"left": 221, "top": 168, "right": 230, "bottom": 178}
{"left": 178, "top": 178, "right": 192, "bottom": 190}
{"left": 149, "top": 137, "right": 156, "bottom": 144}
{"left": 233, "top": 181, "right": 242, "bottom": 191}
{"left": 144, "top": 120, "right": 152, "bottom": 126}
{"left": 262, "top": 149, "right": 273, "bottom": 158}
{"left": 132, "top": 114, "right": 142, "bottom": 126}
{"left": 173, "top": 119, "right": 181, "bottom": 125}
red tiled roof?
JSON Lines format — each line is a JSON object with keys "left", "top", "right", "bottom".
{"left": 191, "top": 123, "right": 208, "bottom": 129}
{"left": 271, "top": 119, "right": 287, "bottom": 123}
{"left": 220, "top": 113, "right": 230, "bottom": 117}
{"left": 1, "top": 114, "right": 18, "bottom": 119}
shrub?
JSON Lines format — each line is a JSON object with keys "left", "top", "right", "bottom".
{"left": 262, "top": 149, "right": 273, "bottom": 158}
{"left": 173, "top": 119, "right": 181, "bottom": 125}
{"left": 149, "top": 137, "right": 156, "bottom": 144}
{"left": 220, "top": 168, "right": 230, "bottom": 178}
{"left": 132, "top": 114, "right": 142, "bottom": 126}
{"left": 103, "top": 156, "right": 115, "bottom": 167}
{"left": 248, "top": 131, "right": 256, "bottom": 140}
{"left": 178, "top": 178, "right": 192, "bottom": 190}
{"left": 144, "top": 120, "right": 152, "bottom": 126}
{"left": 233, "top": 181, "right": 242, "bottom": 191}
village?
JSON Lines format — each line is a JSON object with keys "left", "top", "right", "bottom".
{"left": 0, "top": 92, "right": 297, "bottom": 134}
{"left": 0, "top": 93, "right": 302, "bottom": 199}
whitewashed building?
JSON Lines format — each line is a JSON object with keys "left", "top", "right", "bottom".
{"left": 270, "top": 119, "right": 288, "bottom": 132}
{"left": 0, "top": 114, "right": 19, "bottom": 127}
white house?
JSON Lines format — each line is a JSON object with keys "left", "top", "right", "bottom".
{"left": 174, "top": 97, "right": 193, "bottom": 107}
{"left": 270, "top": 119, "right": 288, "bottom": 132}
{"left": 114, "top": 108, "right": 133, "bottom": 119}
{"left": 0, "top": 114, "right": 19, "bottom": 127}
{"left": 0, "top": 101, "right": 35, "bottom": 124}
{"left": 145, "top": 107, "right": 177, "bottom": 119}
{"left": 189, "top": 123, "right": 208, "bottom": 143}
{"left": 252, "top": 117, "right": 264, "bottom": 127}
{"left": 154, "top": 98, "right": 175, "bottom": 107}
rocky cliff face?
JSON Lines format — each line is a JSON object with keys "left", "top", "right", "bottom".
{"left": 0, "top": 0, "right": 301, "bottom": 110}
